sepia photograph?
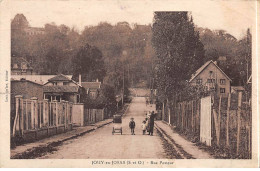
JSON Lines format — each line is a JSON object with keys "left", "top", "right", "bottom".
{"left": 0, "top": 0, "right": 259, "bottom": 168}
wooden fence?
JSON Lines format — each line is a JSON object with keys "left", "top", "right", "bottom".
{"left": 211, "top": 92, "right": 251, "bottom": 158}
{"left": 12, "top": 95, "right": 73, "bottom": 142}
{"left": 83, "top": 108, "right": 105, "bottom": 125}
{"left": 164, "top": 91, "right": 251, "bottom": 158}
{"left": 170, "top": 99, "right": 201, "bottom": 137}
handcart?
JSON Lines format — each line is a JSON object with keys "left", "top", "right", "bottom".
{"left": 112, "top": 115, "right": 122, "bottom": 135}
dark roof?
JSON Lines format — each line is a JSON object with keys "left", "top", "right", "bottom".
{"left": 189, "top": 60, "right": 232, "bottom": 82}
{"left": 48, "top": 74, "right": 71, "bottom": 82}
{"left": 43, "top": 86, "right": 79, "bottom": 93}
{"left": 81, "top": 82, "right": 101, "bottom": 89}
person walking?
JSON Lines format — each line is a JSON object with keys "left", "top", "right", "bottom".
{"left": 149, "top": 111, "right": 156, "bottom": 136}
{"left": 129, "top": 118, "right": 136, "bottom": 135}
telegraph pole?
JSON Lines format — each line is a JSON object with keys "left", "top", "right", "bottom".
{"left": 122, "top": 67, "right": 125, "bottom": 105}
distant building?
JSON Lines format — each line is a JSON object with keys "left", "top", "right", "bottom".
{"left": 81, "top": 81, "right": 101, "bottom": 99}
{"left": 43, "top": 74, "right": 83, "bottom": 103}
{"left": 24, "top": 27, "right": 45, "bottom": 36}
{"left": 11, "top": 57, "right": 36, "bottom": 75}
{"left": 189, "top": 60, "right": 232, "bottom": 96}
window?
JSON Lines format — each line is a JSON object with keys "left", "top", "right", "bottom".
{"left": 207, "top": 79, "right": 215, "bottom": 83}
{"left": 196, "top": 79, "right": 202, "bottom": 85}
{"left": 220, "top": 88, "right": 225, "bottom": 93}
{"left": 220, "top": 79, "right": 226, "bottom": 85}
{"left": 53, "top": 82, "right": 57, "bottom": 86}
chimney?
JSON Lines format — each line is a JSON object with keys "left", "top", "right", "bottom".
{"left": 96, "top": 78, "right": 99, "bottom": 82}
{"left": 79, "top": 74, "right": 82, "bottom": 86}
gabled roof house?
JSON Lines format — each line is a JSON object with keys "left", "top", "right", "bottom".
{"left": 189, "top": 60, "right": 232, "bottom": 96}
{"left": 43, "top": 74, "right": 83, "bottom": 103}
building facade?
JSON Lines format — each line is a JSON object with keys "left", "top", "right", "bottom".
{"left": 43, "top": 74, "right": 83, "bottom": 103}
{"left": 81, "top": 82, "right": 101, "bottom": 99}
{"left": 189, "top": 60, "right": 232, "bottom": 96}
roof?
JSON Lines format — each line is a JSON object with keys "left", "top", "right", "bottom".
{"left": 81, "top": 82, "right": 101, "bottom": 89}
{"left": 11, "top": 79, "right": 43, "bottom": 86}
{"left": 189, "top": 60, "right": 232, "bottom": 82}
{"left": 43, "top": 86, "right": 79, "bottom": 93}
{"left": 48, "top": 74, "right": 71, "bottom": 81}
{"left": 11, "top": 75, "right": 73, "bottom": 85}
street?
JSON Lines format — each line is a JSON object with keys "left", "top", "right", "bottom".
{"left": 39, "top": 97, "right": 166, "bottom": 159}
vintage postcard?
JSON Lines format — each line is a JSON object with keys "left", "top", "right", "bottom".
{"left": 0, "top": 0, "right": 259, "bottom": 168}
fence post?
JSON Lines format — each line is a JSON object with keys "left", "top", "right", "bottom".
{"left": 182, "top": 102, "right": 184, "bottom": 130}
{"left": 13, "top": 95, "right": 23, "bottom": 137}
{"left": 25, "top": 99, "right": 28, "bottom": 130}
{"left": 237, "top": 91, "right": 242, "bottom": 156}
{"left": 226, "top": 93, "right": 231, "bottom": 147}
{"left": 213, "top": 109, "right": 220, "bottom": 146}
{"left": 191, "top": 100, "right": 194, "bottom": 132}
{"left": 31, "top": 97, "right": 38, "bottom": 129}
{"left": 53, "top": 100, "right": 58, "bottom": 127}
{"left": 20, "top": 97, "right": 24, "bottom": 136}
{"left": 43, "top": 99, "right": 49, "bottom": 127}
{"left": 65, "top": 101, "right": 69, "bottom": 129}
{"left": 218, "top": 95, "right": 222, "bottom": 146}
{"left": 197, "top": 100, "right": 200, "bottom": 132}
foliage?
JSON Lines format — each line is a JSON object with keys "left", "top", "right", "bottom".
{"left": 152, "top": 12, "right": 205, "bottom": 101}
{"left": 72, "top": 44, "right": 106, "bottom": 82}
{"left": 83, "top": 84, "right": 117, "bottom": 113}
{"left": 197, "top": 27, "right": 252, "bottom": 86}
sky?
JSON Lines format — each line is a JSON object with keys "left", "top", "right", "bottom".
{"left": 11, "top": 0, "right": 256, "bottom": 39}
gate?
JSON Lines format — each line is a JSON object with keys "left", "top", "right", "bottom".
{"left": 200, "top": 96, "right": 212, "bottom": 146}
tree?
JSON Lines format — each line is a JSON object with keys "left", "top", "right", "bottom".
{"left": 72, "top": 44, "right": 106, "bottom": 82}
{"left": 152, "top": 12, "right": 205, "bottom": 101}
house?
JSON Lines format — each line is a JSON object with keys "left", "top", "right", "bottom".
{"left": 43, "top": 74, "right": 83, "bottom": 103}
{"left": 81, "top": 81, "right": 101, "bottom": 99}
{"left": 11, "top": 57, "right": 36, "bottom": 75}
{"left": 11, "top": 79, "right": 43, "bottom": 102}
{"left": 189, "top": 60, "right": 232, "bottom": 96}
{"left": 11, "top": 74, "right": 72, "bottom": 85}
{"left": 10, "top": 79, "right": 44, "bottom": 132}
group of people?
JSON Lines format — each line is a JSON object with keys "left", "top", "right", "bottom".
{"left": 128, "top": 111, "right": 156, "bottom": 136}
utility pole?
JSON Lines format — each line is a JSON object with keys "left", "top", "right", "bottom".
{"left": 122, "top": 67, "right": 125, "bottom": 105}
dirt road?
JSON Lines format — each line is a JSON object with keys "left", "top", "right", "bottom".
{"left": 39, "top": 97, "right": 165, "bottom": 159}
